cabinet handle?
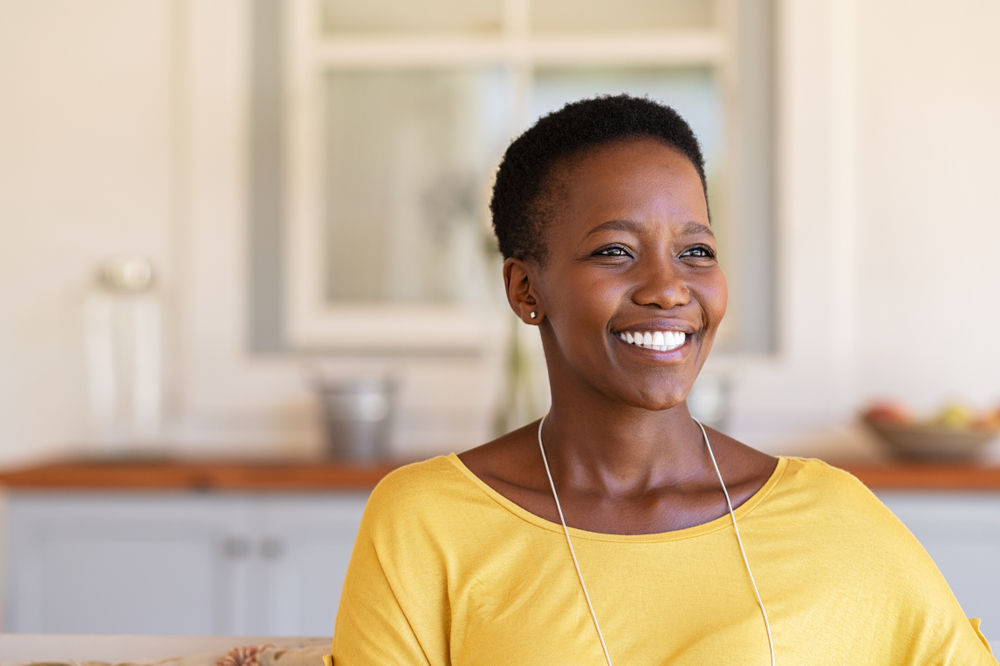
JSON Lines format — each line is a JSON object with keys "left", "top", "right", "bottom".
{"left": 223, "top": 536, "right": 251, "bottom": 559}
{"left": 260, "top": 537, "right": 284, "bottom": 560}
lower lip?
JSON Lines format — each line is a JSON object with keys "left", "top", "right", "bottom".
{"left": 614, "top": 334, "right": 692, "bottom": 360}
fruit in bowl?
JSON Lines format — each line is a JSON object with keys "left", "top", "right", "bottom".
{"left": 975, "top": 407, "right": 1000, "bottom": 430}
{"left": 862, "top": 401, "right": 1000, "bottom": 461}
{"left": 863, "top": 401, "right": 913, "bottom": 425}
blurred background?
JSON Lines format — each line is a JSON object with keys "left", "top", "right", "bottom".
{"left": 1, "top": 0, "right": 999, "bottom": 640}
{"left": 2, "top": 0, "right": 1000, "bottom": 466}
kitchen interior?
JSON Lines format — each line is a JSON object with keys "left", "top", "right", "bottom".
{"left": 1, "top": 0, "right": 1000, "bottom": 654}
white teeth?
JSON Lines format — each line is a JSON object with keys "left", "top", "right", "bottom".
{"left": 617, "top": 330, "right": 687, "bottom": 351}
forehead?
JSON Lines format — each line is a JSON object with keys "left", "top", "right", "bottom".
{"left": 546, "top": 137, "right": 708, "bottom": 228}
{"left": 558, "top": 136, "right": 700, "bottom": 185}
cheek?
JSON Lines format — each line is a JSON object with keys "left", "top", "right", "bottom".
{"left": 705, "top": 271, "right": 728, "bottom": 325}
{"left": 544, "top": 267, "right": 623, "bottom": 318}
{"left": 542, "top": 277, "right": 624, "bottom": 357}
{"left": 554, "top": 283, "right": 615, "bottom": 342}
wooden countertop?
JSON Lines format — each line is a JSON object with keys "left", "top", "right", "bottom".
{"left": 0, "top": 459, "right": 405, "bottom": 492}
{"left": 1, "top": 458, "right": 1000, "bottom": 492}
{"left": 836, "top": 461, "right": 1000, "bottom": 491}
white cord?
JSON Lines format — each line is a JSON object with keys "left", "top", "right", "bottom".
{"left": 537, "top": 415, "right": 776, "bottom": 666}
{"left": 538, "top": 415, "right": 615, "bottom": 666}
{"left": 694, "top": 418, "right": 776, "bottom": 666}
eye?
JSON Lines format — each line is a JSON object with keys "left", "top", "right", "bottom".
{"left": 680, "top": 244, "right": 716, "bottom": 260}
{"left": 593, "top": 245, "right": 632, "bottom": 258}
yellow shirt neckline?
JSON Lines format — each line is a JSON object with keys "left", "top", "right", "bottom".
{"left": 446, "top": 453, "right": 790, "bottom": 544}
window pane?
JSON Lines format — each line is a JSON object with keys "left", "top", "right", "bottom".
{"left": 323, "top": 70, "right": 510, "bottom": 304}
{"left": 531, "top": 0, "right": 714, "bottom": 33}
{"left": 322, "top": 0, "right": 503, "bottom": 34}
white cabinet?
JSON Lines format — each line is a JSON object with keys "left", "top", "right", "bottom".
{"left": 2, "top": 492, "right": 369, "bottom": 635}
{"left": 255, "top": 497, "right": 368, "bottom": 636}
{"left": 878, "top": 492, "right": 1000, "bottom": 630}
{"left": 5, "top": 489, "right": 997, "bottom": 638}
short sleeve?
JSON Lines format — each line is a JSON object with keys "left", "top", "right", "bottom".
{"left": 330, "top": 503, "right": 433, "bottom": 666}
{"left": 969, "top": 618, "right": 996, "bottom": 656}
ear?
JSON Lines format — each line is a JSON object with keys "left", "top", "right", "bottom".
{"left": 503, "top": 257, "right": 543, "bottom": 324}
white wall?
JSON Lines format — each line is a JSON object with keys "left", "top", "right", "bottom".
{"left": 0, "top": 0, "right": 177, "bottom": 463}
{"left": 718, "top": 0, "right": 1000, "bottom": 462}
{"left": 854, "top": 0, "right": 1000, "bottom": 412}
{"left": 0, "top": 0, "right": 316, "bottom": 465}
{"left": 1, "top": 0, "right": 999, "bottom": 465}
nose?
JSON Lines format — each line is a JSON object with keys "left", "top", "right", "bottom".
{"left": 631, "top": 254, "right": 690, "bottom": 309}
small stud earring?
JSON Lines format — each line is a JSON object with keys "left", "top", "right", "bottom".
{"left": 529, "top": 311, "right": 537, "bottom": 319}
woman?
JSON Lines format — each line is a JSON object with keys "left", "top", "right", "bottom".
{"left": 328, "top": 96, "right": 996, "bottom": 665}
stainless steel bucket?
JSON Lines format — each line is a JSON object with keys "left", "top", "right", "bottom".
{"left": 318, "top": 377, "right": 394, "bottom": 462}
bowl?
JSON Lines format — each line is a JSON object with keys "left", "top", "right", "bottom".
{"left": 863, "top": 419, "right": 999, "bottom": 460}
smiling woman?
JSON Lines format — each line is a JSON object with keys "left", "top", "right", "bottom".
{"left": 502, "top": 137, "right": 728, "bottom": 421}
{"left": 326, "top": 97, "right": 997, "bottom": 665}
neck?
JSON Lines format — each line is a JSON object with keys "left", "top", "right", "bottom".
{"left": 539, "top": 396, "right": 713, "bottom": 495}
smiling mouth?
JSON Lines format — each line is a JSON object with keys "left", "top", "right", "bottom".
{"left": 616, "top": 330, "right": 687, "bottom": 352}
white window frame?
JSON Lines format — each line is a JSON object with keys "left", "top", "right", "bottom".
{"left": 283, "top": 0, "right": 736, "bottom": 352}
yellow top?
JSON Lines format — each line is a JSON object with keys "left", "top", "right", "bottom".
{"left": 328, "top": 455, "right": 996, "bottom": 665}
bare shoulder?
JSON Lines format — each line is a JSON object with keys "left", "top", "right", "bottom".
{"left": 703, "top": 426, "right": 779, "bottom": 502}
{"left": 458, "top": 420, "right": 545, "bottom": 492}
{"left": 456, "top": 420, "right": 562, "bottom": 522}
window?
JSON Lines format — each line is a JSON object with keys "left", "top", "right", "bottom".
{"left": 278, "top": 0, "right": 774, "bottom": 353}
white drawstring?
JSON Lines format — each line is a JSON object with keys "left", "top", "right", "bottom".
{"left": 537, "top": 415, "right": 776, "bottom": 666}
{"left": 537, "top": 417, "right": 615, "bottom": 666}
{"left": 694, "top": 418, "right": 776, "bottom": 666}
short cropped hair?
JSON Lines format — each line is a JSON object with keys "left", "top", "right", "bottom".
{"left": 490, "top": 94, "right": 707, "bottom": 264}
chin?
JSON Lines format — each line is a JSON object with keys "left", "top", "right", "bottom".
{"left": 619, "top": 385, "right": 692, "bottom": 413}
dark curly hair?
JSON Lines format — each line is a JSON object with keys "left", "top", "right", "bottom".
{"left": 490, "top": 94, "right": 707, "bottom": 264}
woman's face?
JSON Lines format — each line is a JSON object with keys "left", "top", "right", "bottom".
{"left": 524, "top": 137, "right": 727, "bottom": 411}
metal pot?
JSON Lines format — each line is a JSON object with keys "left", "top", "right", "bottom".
{"left": 317, "top": 376, "right": 395, "bottom": 462}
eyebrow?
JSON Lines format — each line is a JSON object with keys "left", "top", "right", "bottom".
{"left": 585, "top": 218, "right": 714, "bottom": 238}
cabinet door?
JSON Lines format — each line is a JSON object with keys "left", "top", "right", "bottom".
{"left": 3, "top": 493, "right": 254, "bottom": 635}
{"left": 254, "top": 494, "right": 369, "bottom": 636}
{"left": 879, "top": 492, "right": 1000, "bottom": 630}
